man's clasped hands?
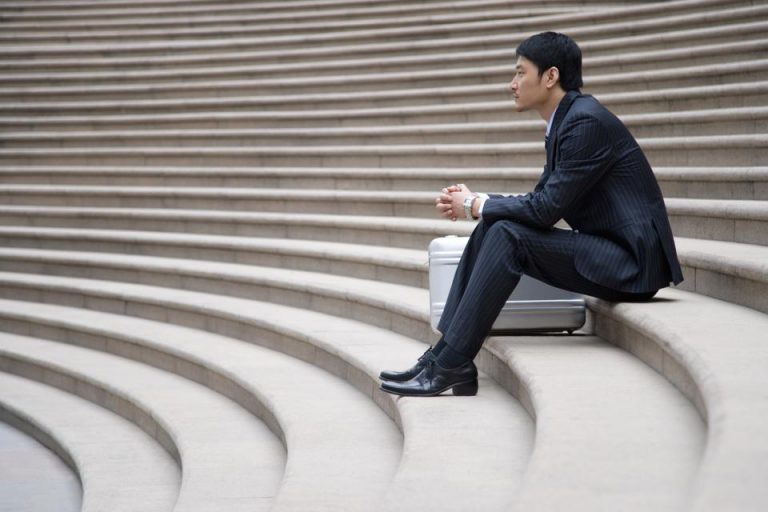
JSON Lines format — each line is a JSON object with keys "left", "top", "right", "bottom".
{"left": 435, "top": 184, "right": 483, "bottom": 221}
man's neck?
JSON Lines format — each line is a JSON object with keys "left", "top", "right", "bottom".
{"left": 537, "top": 89, "right": 567, "bottom": 123}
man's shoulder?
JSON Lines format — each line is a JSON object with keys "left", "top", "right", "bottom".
{"left": 562, "top": 94, "right": 625, "bottom": 133}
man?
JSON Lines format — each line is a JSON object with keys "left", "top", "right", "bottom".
{"left": 379, "top": 32, "right": 683, "bottom": 397}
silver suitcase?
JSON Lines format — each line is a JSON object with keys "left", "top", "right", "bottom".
{"left": 429, "top": 236, "right": 586, "bottom": 334}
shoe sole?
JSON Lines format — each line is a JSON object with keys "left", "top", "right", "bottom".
{"left": 379, "top": 379, "right": 478, "bottom": 397}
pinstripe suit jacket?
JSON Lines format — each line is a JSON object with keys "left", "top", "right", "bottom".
{"left": 482, "top": 90, "right": 683, "bottom": 293}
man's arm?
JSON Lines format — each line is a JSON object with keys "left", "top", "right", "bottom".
{"left": 482, "top": 115, "right": 617, "bottom": 228}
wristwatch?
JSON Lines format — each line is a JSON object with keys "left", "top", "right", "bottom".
{"left": 463, "top": 194, "right": 479, "bottom": 220}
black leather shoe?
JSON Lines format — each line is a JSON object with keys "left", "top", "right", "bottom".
{"left": 379, "top": 346, "right": 433, "bottom": 382}
{"left": 379, "top": 354, "right": 478, "bottom": 397}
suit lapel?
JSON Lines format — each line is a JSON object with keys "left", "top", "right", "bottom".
{"left": 545, "top": 90, "right": 581, "bottom": 170}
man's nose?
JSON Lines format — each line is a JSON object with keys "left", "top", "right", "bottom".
{"left": 508, "top": 80, "right": 517, "bottom": 92}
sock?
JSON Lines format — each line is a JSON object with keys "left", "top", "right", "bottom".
{"left": 434, "top": 341, "right": 471, "bottom": 369}
{"left": 431, "top": 338, "right": 447, "bottom": 356}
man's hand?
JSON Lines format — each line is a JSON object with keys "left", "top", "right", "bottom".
{"left": 435, "top": 184, "right": 473, "bottom": 221}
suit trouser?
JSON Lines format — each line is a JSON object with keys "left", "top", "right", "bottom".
{"left": 436, "top": 219, "right": 657, "bottom": 360}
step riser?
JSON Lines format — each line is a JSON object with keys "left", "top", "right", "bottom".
{"left": 1, "top": 171, "right": 765, "bottom": 199}
{"left": 0, "top": 145, "right": 764, "bottom": 167}
{"left": 5, "top": 14, "right": 765, "bottom": 74}
{"left": 6, "top": 91, "right": 768, "bottom": 129}
{"left": 3, "top": 119, "right": 764, "bottom": 147}
{"left": 0, "top": 3, "right": 755, "bottom": 56}
{"left": 0, "top": 234, "right": 428, "bottom": 288}
{"left": 7, "top": 86, "right": 768, "bottom": 120}
{"left": 0, "top": 349, "right": 181, "bottom": 463}
{"left": 1, "top": 196, "right": 766, "bottom": 247}
{"left": 3, "top": 27, "right": 761, "bottom": 71}
{"left": 0, "top": 211, "right": 446, "bottom": 249}
{"left": 6, "top": 44, "right": 765, "bottom": 87}
{"left": 670, "top": 214, "right": 768, "bottom": 248}
{"left": 0, "top": 1, "right": 587, "bottom": 26}
{"left": 0, "top": 276, "right": 434, "bottom": 357}
{"left": 4, "top": 67, "right": 764, "bottom": 101}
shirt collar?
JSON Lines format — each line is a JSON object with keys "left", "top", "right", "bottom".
{"left": 545, "top": 109, "right": 556, "bottom": 138}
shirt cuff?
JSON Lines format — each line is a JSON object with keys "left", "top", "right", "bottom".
{"left": 476, "top": 193, "right": 489, "bottom": 217}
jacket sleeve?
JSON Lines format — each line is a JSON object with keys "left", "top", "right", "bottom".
{"left": 481, "top": 114, "right": 617, "bottom": 228}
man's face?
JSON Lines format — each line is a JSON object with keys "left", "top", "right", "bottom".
{"left": 509, "top": 56, "right": 549, "bottom": 112}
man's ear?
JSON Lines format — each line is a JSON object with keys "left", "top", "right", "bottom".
{"left": 545, "top": 66, "right": 560, "bottom": 89}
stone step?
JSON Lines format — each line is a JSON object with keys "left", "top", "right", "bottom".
{"left": 1, "top": 189, "right": 767, "bottom": 246}
{"left": 0, "top": 372, "right": 179, "bottom": 512}
{"left": 0, "top": 412, "right": 79, "bottom": 512}
{"left": 0, "top": 37, "right": 768, "bottom": 94}
{"left": 2, "top": 165, "right": 766, "bottom": 200}
{"left": 2, "top": 16, "right": 762, "bottom": 72}
{"left": 0, "top": 5, "right": 584, "bottom": 45}
{"left": 0, "top": 134, "right": 764, "bottom": 167}
{"left": 0, "top": 227, "right": 428, "bottom": 287}
{"left": 0, "top": 205, "right": 468, "bottom": 249}
{"left": 2, "top": 57, "right": 764, "bottom": 104}
{"left": 675, "top": 237, "right": 768, "bottom": 315}
{"left": 0, "top": 275, "right": 534, "bottom": 512}
{"left": 0, "top": 222, "right": 763, "bottom": 316}
{"left": 0, "top": 0, "right": 749, "bottom": 56}
{"left": 4, "top": 82, "right": 766, "bottom": 130}
{"left": 0, "top": 166, "right": 768, "bottom": 200}
{"left": 2, "top": 107, "right": 764, "bottom": 147}
{"left": 0, "top": 269, "right": 714, "bottom": 510}
{"left": 0, "top": 331, "right": 286, "bottom": 512}
{"left": 5, "top": 37, "right": 765, "bottom": 87}
{"left": 0, "top": 299, "right": 407, "bottom": 511}
{"left": 3, "top": 76, "right": 764, "bottom": 119}
{"left": 667, "top": 198, "right": 768, "bottom": 247}
{"left": 0, "top": 0, "right": 587, "bottom": 30}
{"left": 583, "top": 288, "right": 768, "bottom": 512}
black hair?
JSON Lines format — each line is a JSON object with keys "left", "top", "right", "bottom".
{"left": 515, "top": 32, "right": 583, "bottom": 92}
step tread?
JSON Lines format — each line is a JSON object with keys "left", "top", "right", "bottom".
{"left": 0, "top": 272, "right": 534, "bottom": 511}
{"left": 3, "top": 106, "right": 765, "bottom": 138}
{"left": 0, "top": 371, "right": 179, "bottom": 512}
{"left": 1, "top": 165, "right": 766, "bottom": 181}
{"left": 4, "top": 38, "right": 764, "bottom": 84}
{"left": 0, "top": 226, "right": 427, "bottom": 268}
{"left": 676, "top": 237, "right": 768, "bottom": 283}
{"left": 0, "top": 297, "right": 405, "bottom": 511}
{"left": 0, "top": 268, "right": 712, "bottom": 510}
{"left": 586, "top": 288, "right": 768, "bottom": 510}
{"left": 0, "top": 0, "right": 750, "bottom": 54}
{"left": 0, "top": 329, "right": 286, "bottom": 512}
{"left": 484, "top": 334, "right": 704, "bottom": 511}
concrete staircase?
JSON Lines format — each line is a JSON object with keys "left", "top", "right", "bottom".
{"left": 0, "top": 0, "right": 766, "bottom": 511}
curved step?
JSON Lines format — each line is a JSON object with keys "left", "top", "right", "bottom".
{"left": 0, "top": 134, "right": 764, "bottom": 167}
{"left": 1, "top": 165, "right": 766, "bottom": 200}
{"left": 0, "top": 298, "right": 404, "bottom": 511}
{"left": 675, "top": 237, "right": 768, "bottom": 315}
{"left": 2, "top": 17, "right": 763, "bottom": 72}
{"left": 0, "top": 227, "right": 428, "bottom": 287}
{"left": 587, "top": 288, "right": 768, "bottom": 512}
{"left": 2, "top": 190, "right": 767, "bottom": 248}
{"left": 0, "top": 275, "right": 535, "bottom": 511}
{"left": 2, "top": 107, "right": 764, "bottom": 147}
{"left": 3, "top": 82, "right": 766, "bottom": 131}
{"left": 2, "top": 54, "right": 765, "bottom": 101}
{"left": 481, "top": 334, "right": 704, "bottom": 511}
{"left": 0, "top": 233, "right": 765, "bottom": 341}
{"left": 0, "top": 418, "right": 79, "bottom": 512}
{"left": 4, "top": 37, "right": 765, "bottom": 87}
{"left": 0, "top": 372, "right": 179, "bottom": 512}
{"left": 0, "top": 0, "right": 749, "bottom": 57}
{"left": 0, "top": 329, "right": 287, "bottom": 512}
{"left": 0, "top": 264, "right": 713, "bottom": 509}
